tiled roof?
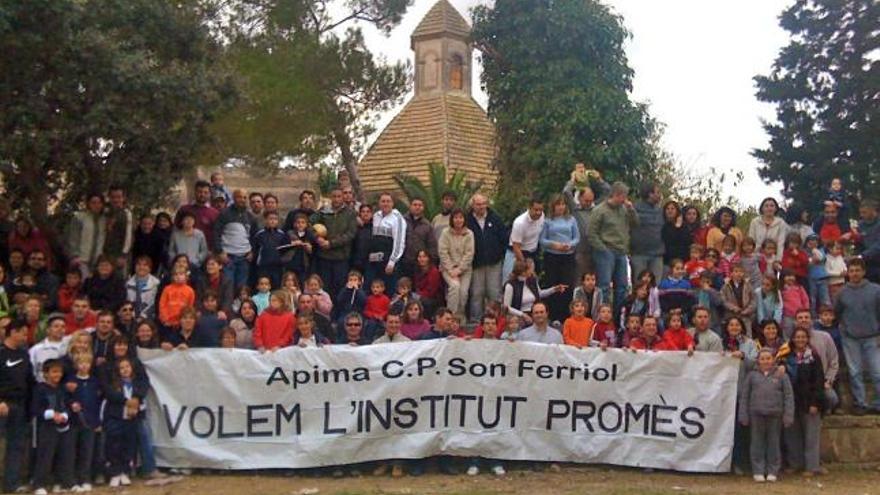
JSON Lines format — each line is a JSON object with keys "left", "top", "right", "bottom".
{"left": 357, "top": 92, "right": 497, "bottom": 193}
{"left": 411, "top": 0, "right": 471, "bottom": 42}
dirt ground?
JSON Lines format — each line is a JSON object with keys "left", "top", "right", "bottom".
{"left": 113, "top": 464, "right": 880, "bottom": 495}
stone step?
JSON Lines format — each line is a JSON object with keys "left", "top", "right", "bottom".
{"left": 822, "top": 414, "right": 880, "bottom": 463}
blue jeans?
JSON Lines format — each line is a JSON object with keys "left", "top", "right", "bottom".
{"left": 630, "top": 254, "right": 664, "bottom": 285}
{"left": 842, "top": 335, "right": 880, "bottom": 409}
{"left": 138, "top": 418, "right": 156, "bottom": 475}
{"left": 807, "top": 278, "right": 830, "bottom": 316}
{"left": 593, "top": 248, "right": 629, "bottom": 315}
{"left": 223, "top": 253, "right": 250, "bottom": 292}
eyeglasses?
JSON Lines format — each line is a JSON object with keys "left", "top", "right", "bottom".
{"left": 346, "top": 322, "right": 362, "bottom": 327}
{"left": 121, "top": 307, "right": 134, "bottom": 312}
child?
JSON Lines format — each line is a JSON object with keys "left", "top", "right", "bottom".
{"left": 57, "top": 269, "right": 84, "bottom": 314}
{"left": 661, "top": 312, "right": 695, "bottom": 353}
{"left": 126, "top": 256, "right": 161, "bottom": 320}
{"left": 620, "top": 314, "right": 642, "bottom": 348}
{"left": 718, "top": 235, "right": 741, "bottom": 279}
{"left": 280, "top": 271, "right": 301, "bottom": 313}
{"left": 740, "top": 237, "right": 763, "bottom": 291}
{"left": 620, "top": 282, "right": 651, "bottom": 329}
{"left": 400, "top": 301, "right": 431, "bottom": 340}
{"left": 814, "top": 305, "right": 842, "bottom": 357}
{"left": 293, "top": 315, "right": 328, "bottom": 347}
{"left": 252, "top": 275, "right": 272, "bottom": 314}
{"left": 759, "top": 239, "right": 781, "bottom": 280}
{"left": 209, "top": 171, "right": 232, "bottom": 206}
{"left": 755, "top": 275, "right": 783, "bottom": 325}
{"left": 659, "top": 259, "right": 692, "bottom": 290}
{"left": 158, "top": 267, "right": 196, "bottom": 329}
{"left": 756, "top": 319, "right": 789, "bottom": 361}
{"left": 695, "top": 271, "right": 724, "bottom": 334}
{"left": 67, "top": 353, "right": 100, "bottom": 492}
{"left": 499, "top": 315, "right": 521, "bottom": 341}
{"left": 804, "top": 234, "right": 830, "bottom": 314}
{"left": 738, "top": 349, "right": 794, "bottom": 483}
{"left": 251, "top": 211, "right": 288, "bottom": 288}
{"left": 389, "top": 277, "right": 419, "bottom": 316}
{"left": 363, "top": 279, "right": 390, "bottom": 325}
{"left": 780, "top": 271, "right": 809, "bottom": 339}
{"left": 563, "top": 299, "right": 594, "bottom": 348}
{"left": 721, "top": 264, "right": 756, "bottom": 337}
{"left": 824, "top": 241, "right": 847, "bottom": 302}
{"left": 219, "top": 327, "right": 237, "bottom": 349}
{"left": 83, "top": 256, "right": 125, "bottom": 312}
{"left": 280, "top": 213, "right": 315, "bottom": 283}
{"left": 334, "top": 271, "right": 366, "bottom": 323}
{"left": 684, "top": 244, "right": 707, "bottom": 287}
{"left": 304, "top": 274, "right": 333, "bottom": 319}
{"left": 781, "top": 233, "right": 808, "bottom": 285}
{"left": 32, "top": 359, "right": 75, "bottom": 495}
{"left": 253, "top": 290, "right": 295, "bottom": 352}
{"left": 703, "top": 249, "right": 725, "bottom": 289}
{"left": 231, "top": 285, "right": 251, "bottom": 315}
{"left": 659, "top": 260, "right": 696, "bottom": 320}
{"left": 102, "top": 357, "right": 145, "bottom": 488}
{"left": 592, "top": 304, "right": 618, "bottom": 349}
{"left": 195, "top": 291, "right": 226, "bottom": 348}
{"left": 572, "top": 272, "right": 603, "bottom": 320}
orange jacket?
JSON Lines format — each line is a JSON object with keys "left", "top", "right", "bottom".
{"left": 563, "top": 316, "right": 595, "bottom": 347}
{"left": 158, "top": 283, "right": 195, "bottom": 327}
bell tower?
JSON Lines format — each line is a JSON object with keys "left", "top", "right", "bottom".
{"left": 410, "top": 0, "right": 473, "bottom": 97}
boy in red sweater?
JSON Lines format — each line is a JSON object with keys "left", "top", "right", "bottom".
{"left": 56, "top": 268, "right": 84, "bottom": 314}
{"left": 661, "top": 312, "right": 695, "bottom": 354}
{"left": 364, "top": 279, "right": 390, "bottom": 321}
{"left": 254, "top": 290, "right": 295, "bottom": 352}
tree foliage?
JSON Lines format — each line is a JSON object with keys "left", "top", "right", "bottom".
{"left": 753, "top": 0, "right": 879, "bottom": 206}
{"left": 393, "top": 163, "right": 483, "bottom": 219}
{"left": 204, "top": 0, "right": 412, "bottom": 200}
{"left": 0, "top": 0, "right": 236, "bottom": 224}
{"left": 472, "top": 0, "right": 657, "bottom": 210}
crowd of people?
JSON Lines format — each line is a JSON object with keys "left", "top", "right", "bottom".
{"left": 0, "top": 166, "right": 878, "bottom": 492}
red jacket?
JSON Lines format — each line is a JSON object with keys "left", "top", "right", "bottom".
{"left": 9, "top": 228, "right": 53, "bottom": 270}
{"left": 414, "top": 266, "right": 443, "bottom": 301}
{"left": 64, "top": 311, "right": 97, "bottom": 335}
{"left": 630, "top": 336, "right": 669, "bottom": 351}
{"left": 253, "top": 309, "right": 295, "bottom": 349}
{"left": 364, "top": 294, "right": 390, "bottom": 320}
{"left": 57, "top": 284, "right": 83, "bottom": 314}
{"left": 661, "top": 327, "right": 694, "bottom": 351}
{"left": 781, "top": 248, "right": 809, "bottom": 279}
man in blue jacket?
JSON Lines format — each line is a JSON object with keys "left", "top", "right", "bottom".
{"left": 466, "top": 194, "right": 507, "bottom": 324}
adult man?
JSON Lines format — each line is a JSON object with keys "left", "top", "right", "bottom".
{"left": 104, "top": 185, "right": 134, "bottom": 274}
{"left": 214, "top": 189, "right": 257, "bottom": 291}
{"left": 432, "top": 191, "right": 457, "bottom": 240}
{"left": 419, "top": 308, "right": 456, "bottom": 340}
{"left": 813, "top": 203, "right": 853, "bottom": 246}
{"left": 249, "top": 192, "right": 265, "bottom": 230}
{"left": 298, "top": 294, "right": 333, "bottom": 343}
{"left": 630, "top": 182, "right": 665, "bottom": 283}
{"left": 175, "top": 180, "right": 220, "bottom": 252}
{"left": 588, "top": 182, "right": 638, "bottom": 315}
{"left": 342, "top": 186, "right": 361, "bottom": 212}
{"left": 466, "top": 194, "right": 507, "bottom": 323}
{"left": 312, "top": 188, "right": 357, "bottom": 299}
{"left": 401, "top": 197, "right": 438, "bottom": 278}
{"left": 28, "top": 250, "right": 59, "bottom": 311}
{"left": 67, "top": 192, "right": 106, "bottom": 277}
{"left": 502, "top": 197, "right": 545, "bottom": 282}
{"left": 0, "top": 320, "right": 34, "bottom": 493}
{"left": 688, "top": 306, "right": 723, "bottom": 352}
{"left": 789, "top": 309, "right": 839, "bottom": 412}
{"left": 834, "top": 258, "right": 880, "bottom": 414}
{"left": 516, "top": 302, "right": 563, "bottom": 344}
{"left": 338, "top": 313, "right": 371, "bottom": 346}
{"left": 374, "top": 312, "right": 411, "bottom": 344}
{"left": 28, "top": 314, "right": 69, "bottom": 382}
{"left": 563, "top": 168, "right": 609, "bottom": 277}
{"left": 856, "top": 199, "right": 879, "bottom": 283}
{"left": 64, "top": 296, "right": 97, "bottom": 334}
{"left": 92, "top": 311, "right": 118, "bottom": 367}
{"left": 283, "top": 190, "right": 317, "bottom": 233}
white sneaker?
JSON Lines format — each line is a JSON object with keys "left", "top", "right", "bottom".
{"left": 753, "top": 474, "right": 766, "bottom": 482}
{"left": 80, "top": 484, "right": 92, "bottom": 492}
{"left": 492, "top": 465, "right": 506, "bottom": 476}
{"left": 34, "top": 489, "right": 48, "bottom": 495}
{"left": 466, "top": 466, "right": 479, "bottom": 476}
{"left": 108, "top": 476, "right": 121, "bottom": 488}
{"left": 119, "top": 474, "right": 131, "bottom": 486}
{"left": 70, "top": 486, "right": 83, "bottom": 494}
{"left": 51, "top": 485, "right": 64, "bottom": 494}
{"left": 766, "top": 474, "right": 777, "bottom": 482}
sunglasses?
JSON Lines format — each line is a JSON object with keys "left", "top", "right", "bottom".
{"left": 346, "top": 322, "right": 362, "bottom": 327}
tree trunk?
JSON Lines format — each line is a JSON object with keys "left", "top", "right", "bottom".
{"left": 331, "top": 122, "right": 365, "bottom": 202}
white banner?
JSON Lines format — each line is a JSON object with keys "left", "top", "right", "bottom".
{"left": 141, "top": 340, "right": 739, "bottom": 473}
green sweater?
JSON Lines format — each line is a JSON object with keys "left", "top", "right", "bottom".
{"left": 311, "top": 205, "right": 357, "bottom": 261}
{"left": 587, "top": 200, "right": 638, "bottom": 254}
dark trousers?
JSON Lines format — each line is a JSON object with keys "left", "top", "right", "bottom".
{"left": 33, "top": 422, "right": 75, "bottom": 490}
{"left": 365, "top": 262, "right": 398, "bottom": 297}
{"left": 72, "top": 425, "right": 97, "bottom": 485}
{"left": 319, "top": 258, "right": 350, "bottom": 302}
{"left": 257, "top": 265, "right": 283, "bottom": 289}
{"left": 0, "top": 402, "right": 28, "bottom": 492}
{"left": 543, "top": 252, "right": 576, "bottom": 322}
{"left": 104, "top": 417, "right": 138, "bottom": 477}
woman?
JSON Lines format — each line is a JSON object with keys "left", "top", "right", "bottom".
{"left": 748, "top": 198, "right": 789, "bottom": 263}
{"left": 228, "top": 300, "right": 258, "bottom": 349}
{"left": 400, "top": 301, "right": 431, "bottom": 340}
{"left": 413, "top": 249, "right": 443, "bottom": 318}
{"left": 783, "top": 327, "right": 826, "bottom": 477}
{"left": 707, "top": 207, "right": 744, "bottom": 254}
{"left": 131, "top": 213, "right": 168, "bottom": 275}
{"left": 539, "top": 195, "right": 579, "bottom": 321}
{"left": 682, "top": 206, "right": 710, "bottom": 247}
{"left": 160, "top": 306, "right": 201, "bottom": 349}
{"left": 115, "top": 302, "right": 138, "bottom": 337}
{"left": 438, "top": 208, "right": 475, "bottom": 319}
{"left": 194, "top": 255, "right": 234, "bottom": 317}
{"left": 723, "top": 316, "right": 758, "bottom": 474}
{"left": 167, "top": 211, "right": 208, "bottom": 272}
{"left": 661, "top": 200, "right": 692, "bottom": 265}
{"left": 502, "top": 259, "right": 563, "bottom": 323}
{"left": 785, "top": 206, "right": 815, "bottom": 242}
{"left": 134, "top": 320, "right": 161, "bottom": 349}
{"left": 366, "top": 192, "right": 406, "bottom": 294}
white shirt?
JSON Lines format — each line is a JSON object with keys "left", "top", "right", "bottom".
{"left": 29, "top": 336, "right": 71, "bottom": 382}
{"left": 509, "top": 211, "right": 545, "bottom": 252}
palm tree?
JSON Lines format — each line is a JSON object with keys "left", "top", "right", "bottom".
{"left": 392, "top": 163, "right": 484, "bottom": 219}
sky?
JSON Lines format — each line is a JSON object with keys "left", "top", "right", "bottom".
{"left": 356, "top": 0, "right": 794, "bottom": 206}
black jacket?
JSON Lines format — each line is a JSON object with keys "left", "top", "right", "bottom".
{"left": 32, "top": 382, "right": 70, "bottom": 426}
{"left": 785, "top": 352, "right": 825, "bottom": 415}
{"left": 84, "top": 274, "right": 126, "bottom": 312}
{"left": 467, "top": 209, "right": 508, "bottom": 267}
{"left": 0, "top": 344, "right": 33, "bottom": 403}
{"left": 350, "top": 222, "right": 373, "bottom": 273}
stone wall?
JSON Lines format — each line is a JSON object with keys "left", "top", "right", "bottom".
{"left": 175, "top": 167, "right": 320, "bottom": 210}
{"left": 822, "top": 415, "right": 880, "bottom": 463}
